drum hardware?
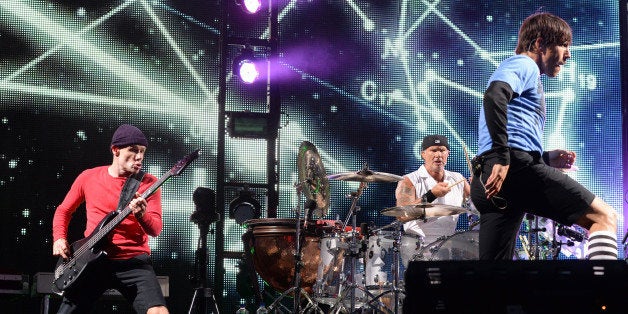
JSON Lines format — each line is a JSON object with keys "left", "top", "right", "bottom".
{"left": 556, "top": 224, "right": 585, "bottom": 242}
{"left": 324, "top": 164, "right": 407, "bottom": 313}
{"left": 266, "top": 141, "right": 330, "bottom": 313}
{"left": 370, "top": 220, "right": 403, "bottom": 234}
{"left": 325, "top": 174, "right": 384, "bottom": 313}
{"left": 326, "top": 181, "right": 370, "bottom": 313}
{"left": 551, "top": 222, "right": 587, "bottom": 259}
{"left": 518, "top": 215, "right": 556, "bottom": 260}
{"left": 265, "top": 183, "right": 325, "bottom": 313}
{"left": 518, "top": 217, "right": 587, "bottom": 260}
{"left": 468, "top": 220, "right": 480, "bottom": 230}
{"left": 368, "top": 222, "right": 406, "bottom": 314}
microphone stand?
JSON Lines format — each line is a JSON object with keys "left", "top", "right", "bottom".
{"left": 188, "top": 211, "right": 220, "bottom": 314}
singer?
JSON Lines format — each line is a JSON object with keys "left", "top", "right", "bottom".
{"left": 470, "top": 11, "right": 618, "bottom": 261}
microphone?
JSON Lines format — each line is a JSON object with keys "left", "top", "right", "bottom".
{"left": 193, "top": 187, "right": 215, "bottom": 212}
{"left": 557, "top": 225, "right": 584, "bottom": 242}
{"left": 190, "top": 187, "right": 220, "bottom": 225}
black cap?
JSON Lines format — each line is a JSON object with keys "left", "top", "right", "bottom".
{"left": 421, "top": 134, "right": 449, "bottom": 150}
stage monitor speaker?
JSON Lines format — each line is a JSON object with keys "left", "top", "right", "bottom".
{"left": 403, "top": 260, "right": 628, "bottom": 314}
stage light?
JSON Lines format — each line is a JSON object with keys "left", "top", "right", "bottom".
{"left": 232, "top": 48, "right": 267, "bottom": 84}
{"left": 229, "top": 186, "right": 261, "bottom": 225}
{"left": 236, "top": 0, "right": 264, "bottom": 14}
{"left": 226, "top": 111, "right": 269, "bottom": 138}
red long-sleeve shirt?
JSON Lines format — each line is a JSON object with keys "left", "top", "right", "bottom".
{"left": 52, "top": 166, "right": 163, "bottom": 259}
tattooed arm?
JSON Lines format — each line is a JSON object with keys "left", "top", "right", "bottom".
{"left": 395, "top": 177, "right": 419, "bottom": 222}
{"left": 396, "top": 177, "right": 419, "bottom": 206}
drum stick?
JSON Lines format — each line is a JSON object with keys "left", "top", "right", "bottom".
{"left": 448, "top": 178, "right": 466, "bottom": 188}
{"left": 463, "top": 145, "right": 474, "bottom": 176}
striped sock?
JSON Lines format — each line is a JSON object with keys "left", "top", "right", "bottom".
{"left": 587, "top": 231, "right": 618, "bottom": 260}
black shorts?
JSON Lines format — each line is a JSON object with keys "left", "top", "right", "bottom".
{"left": 58, "top": 254, "right": 166, "bottom": 313}
{"left": 469, "top": 149, "right": 595, "bottom": 260}
{"left": 471, "top": 149, "right": 594, "bottom": 225}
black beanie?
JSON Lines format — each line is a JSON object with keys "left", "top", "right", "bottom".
{"left": 110, "top": 124, "right": 148, "bottom": 147}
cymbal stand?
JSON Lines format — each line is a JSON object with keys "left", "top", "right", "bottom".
{"left": 268, "top": 181, "right": 323, "bottom": 314}
{"left": 341, "top": 181, "right": 366, "bottom": 229}
{"left": 330, "top": 182, "right": 386, "bottom": 313}
{"left": 524, "top": 214, "right": 554, "bottom": 260}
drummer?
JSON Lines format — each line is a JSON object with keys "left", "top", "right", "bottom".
{"left": 395, "top": 134, "right": 471, "bottom": 247}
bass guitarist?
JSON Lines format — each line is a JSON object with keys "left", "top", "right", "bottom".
{"left": 52, "top": 124, "right": 169, "bottom": 314}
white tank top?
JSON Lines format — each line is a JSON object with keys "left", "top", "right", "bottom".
{"left": 402, "top": 165, "right": 466, "bottom": 245}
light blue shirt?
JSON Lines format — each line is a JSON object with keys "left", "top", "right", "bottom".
{"left": 478, "top": 55, "right": 546, "bottom": 155}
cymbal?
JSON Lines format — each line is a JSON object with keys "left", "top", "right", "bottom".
{"left": 297, "top": 141, "right": 330, "bottom": 218}
{"left": 380, "top": 203, "right": 469, "bottom": 219}
{"left": 327, "top": 167, "right": 403, "bottom": 183}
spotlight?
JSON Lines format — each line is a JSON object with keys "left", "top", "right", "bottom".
{"left": 229, "top": 186, "right": 261, "bottom": 225}
{"left": 232, "top": 48, "right": 266, "bottom": 84}
{"left": 236, "top": 0, "right": 264, "bottom": 14}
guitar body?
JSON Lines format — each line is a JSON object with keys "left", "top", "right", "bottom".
{"left": 52, "top": 211, "right": 116, "bottom": 294}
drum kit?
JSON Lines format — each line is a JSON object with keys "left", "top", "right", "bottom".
{"left": 242, "top": 141, "right": 474, "bottom": 313}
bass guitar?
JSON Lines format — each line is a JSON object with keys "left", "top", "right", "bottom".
{"left": 52, "top": 149, "right": 200, "bottom": 294}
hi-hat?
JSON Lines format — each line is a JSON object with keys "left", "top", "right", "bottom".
{"left": 380, "top": 203, "right": 469, "bottom": 219}
{"left": 297, "top": 141, "right": 330, "bottom": 218}
{"left": 327, "top": 165, "right": 403, "bottom": 183}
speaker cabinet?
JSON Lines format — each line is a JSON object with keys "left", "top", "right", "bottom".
{"left": 403, "top": 260, "right": 628, "bottom": 314}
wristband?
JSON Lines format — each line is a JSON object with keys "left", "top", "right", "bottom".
{"left": 421, "top": 190, "right": 436, "bottom": 203}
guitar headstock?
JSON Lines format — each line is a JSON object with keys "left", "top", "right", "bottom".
{"left": 169, "top": 149, "right": 200, "bottom": 176}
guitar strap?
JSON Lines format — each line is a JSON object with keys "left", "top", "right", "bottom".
{"left": 116, "top": 170, "right": 146, "bottom": 212}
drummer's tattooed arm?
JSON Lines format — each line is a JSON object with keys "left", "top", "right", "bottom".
{"left": 395, "top": 177, "right": 419, "bottom": 206}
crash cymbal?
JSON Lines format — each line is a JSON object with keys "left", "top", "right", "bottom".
{"left": 327, "top": 165, "right": 403, "bottom": 183}
{"left": 380, "top": 203, "right": 469, "bottom": 219}
{"left": 297, "top": 141, "right": 330, "bottom": 218}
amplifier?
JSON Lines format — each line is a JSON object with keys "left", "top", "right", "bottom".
{"left": 33, "top": 272, "right": 169, "bottom": 298}
{"left": 0, "top": 274, "right": 29, "bottom": 295}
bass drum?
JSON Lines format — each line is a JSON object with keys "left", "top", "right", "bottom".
{"left": 243, "top": 218, "right": 334, "bottom": 293}
{"left": 414, "top": 230, "right": 479, "bottom": 261}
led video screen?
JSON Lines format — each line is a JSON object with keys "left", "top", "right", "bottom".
{"left": 0, "top": 0, "right": 622, "bottom": 312}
